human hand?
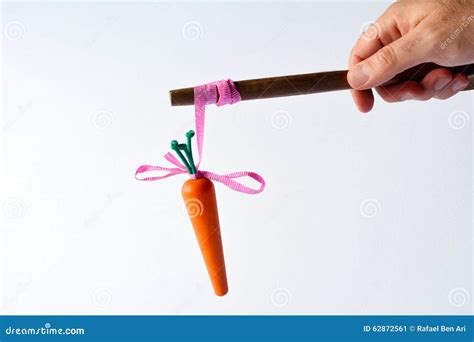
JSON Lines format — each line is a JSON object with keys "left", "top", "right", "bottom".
{"left": 348, "top": 0, "right": 474, "bottom": 112}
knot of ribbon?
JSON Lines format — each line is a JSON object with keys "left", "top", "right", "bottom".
{"left": 135, "top": 79, "right": 265, "bottom": 195}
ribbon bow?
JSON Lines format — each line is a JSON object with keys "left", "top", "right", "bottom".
{"left": 135, "top": 79, "right": 265, "bottom": 195}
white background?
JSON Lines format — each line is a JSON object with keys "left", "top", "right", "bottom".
{"left": 1, "top": 1, "right": 472, "bottom": 314}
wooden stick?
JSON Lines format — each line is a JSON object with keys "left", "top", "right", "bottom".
{"left": 169, "top": 63, "right": 474, "bottom": 106}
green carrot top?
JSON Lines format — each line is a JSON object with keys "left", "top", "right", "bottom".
{"left": 171, "top": 130, "right": 197, "bottom": 175}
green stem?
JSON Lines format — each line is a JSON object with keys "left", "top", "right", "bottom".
{"left": 171, "top": 140, "right": 192, "bottom": 174}
{"left": 179, "top": 144, "right": 195, "bottom": 175}
{"left": 185, "top": 130, "right": 196, "bottom": 174}
{"left": 170, "top": 130, "right": 197, "bottom": 175}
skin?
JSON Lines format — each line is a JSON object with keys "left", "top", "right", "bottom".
{"left": 348, "top": 0, "right": 474, "bottom": 112}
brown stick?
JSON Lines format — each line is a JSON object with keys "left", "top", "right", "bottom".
{"left": 169, "top": 63, "right": 474, "bottom": 106}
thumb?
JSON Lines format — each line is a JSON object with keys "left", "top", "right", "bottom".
{"left": 348, "top": 30, "right": 429, "bottom": 90}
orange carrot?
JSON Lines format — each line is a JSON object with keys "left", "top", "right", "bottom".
{"left": 182, "top": 178, "right": 228, "bottom": 296}
{"left": 172, "top": 131, "right": 228, "bottom": 296}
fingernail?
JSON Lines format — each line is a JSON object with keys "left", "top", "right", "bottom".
{"left": 452, "top": 79, "right": 467, "bottom": 92}
{"left": 348, "top": 63, "right": 370, "bottom": 88}
{"left": 434, "top": 77, "right": 451, "bottom": 91}
{"left": 400, "top": 93, "right": 414, "bottom": 101}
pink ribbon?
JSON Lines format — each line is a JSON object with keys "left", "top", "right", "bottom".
{"left": 135, "top": 79, "right": 265, "bottom": 195}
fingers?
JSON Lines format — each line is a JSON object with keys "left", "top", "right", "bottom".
{"left": 348, "top": 28, "right": 431, "bottom": 91}
{"left": 347, "top": 1, "right": 469, "bottom": 112}
{"left": 375, "top": 69, "right": 469, "bottom": 102}
{"left": 434, "top": 73, "right": 469, "bottom": 100}
{"left": 348, "top": 7, "right": 404, "bottom": 112}
{"left": 376, "top": 68, "right": 451, "bottom": 102}
{"left": 348, "top": 5, "right": 401, "bottom": 69}
{"left": 350, "top": 89, "right": 375, "bottom": 113}
{"left": 376, "top": 81, "right": 425, "bottom": 103}
{"left": 420, "top": 68, "right": 452, "bottom": 99}
{"left": 348, "top": 24, "right": 385, "bottom": 113}
{"left": 348, "top": 25, "right": 385, "bottom": 68}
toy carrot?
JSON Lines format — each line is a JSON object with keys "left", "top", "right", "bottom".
{"left": 170, "top": 130, "right": 228, "bottom": 296}
{"left": 135, "top": 79, "right": 265, "bottom": 296}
